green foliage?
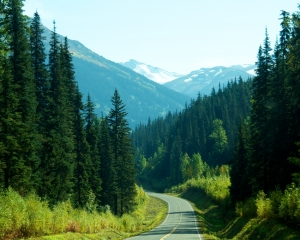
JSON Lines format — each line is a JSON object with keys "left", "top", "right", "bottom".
{"left": 209, "top": 119, "right": 228, "bottom": 156}
{"left": 278, "top": 183, "right": 300, "bottom": 224}
{"left": 0, "top": 186, "right": 159, "bottom": 238}
{"left": 181, "top": 153, "right": 206, "bottom": 182}
{"left": 289, "top": 141, "right": 300, "bottom": 184}
{"left": 235, "top": 198, "right": 257, "bottom": 218}
{"left": 235, "top": 184, "right": 300, "bottom": 226}
{"left": 255, "top": 191, "right": 274, "bottom": 218}
{"left": 133, "top": 78, "right": 252, "bottom": 188}
{"left": 108, "top": 89, "right": 137, "bottom": 215}
{"left": 167, "top": 163, "right": 230, "bottom": 206}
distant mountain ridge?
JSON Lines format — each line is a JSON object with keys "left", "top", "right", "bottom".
{"left": 120, "top": 59, "right": 183, "bottom": 84}
{"left": 164, "top": 64, "right": 256, "bottom": 97}
{"left": 120, "top": 59, "right": 255, "bottom": 98}
{"left": 40, "top": 26, "right": 190, "bottom": 128}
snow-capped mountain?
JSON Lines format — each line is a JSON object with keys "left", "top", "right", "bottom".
{"left": 164, "top": 64, "right": 256, "bottom": 98}
{"left": 120, "top": 59, "right": 183, "bottom": 84}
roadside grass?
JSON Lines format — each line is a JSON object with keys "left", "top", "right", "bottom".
{"left": 0, "top": 187, "right": 167, "bottom": 240}
{"left": 28, "top": 196, "right": 167, "bottom": 240}
{"left": 180, "top": 188, "right": 300, "bottom": 239}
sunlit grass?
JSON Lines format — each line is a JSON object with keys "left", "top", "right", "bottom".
{"left": 0, "top": 186, "right": 167, "bottom": 239}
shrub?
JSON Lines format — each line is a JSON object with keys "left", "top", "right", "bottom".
{"left": 235, "top": 197, "right": 256, "bottom": 218}
{"left": 279, "top": 183, "right": 300, "bottom": 224}
{"left": 255, "top": 191, "right": 274, "bottom": 218}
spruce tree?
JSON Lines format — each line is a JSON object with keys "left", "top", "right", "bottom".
{"left": 230, "top": 119, "right": 252, "bottom": 203}
{"left": 99, "top": 116, "right": 117, "bottom": 212}
{"left": 3, "top": 0, "right": 39, "bottom": 192}
{"left": 73, "top": 86, "right": 91, "bottom": 208}
{"left": 42, "top": 22, "right": 75, "bottom": 204}
{"left": 30, "top": 11, "right": 49, "bottom": 125}
{"left": 249, "top": 30, "right": 274, "bottom": 194}
{"left": 108, "top": 90, "right": 136, "bottom": 215}
{"left": 84, "top": 94, "right": 102, "bottom": 207}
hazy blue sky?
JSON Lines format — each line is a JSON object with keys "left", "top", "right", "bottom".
{"left": 24, "top": 1, "right": 299, "bottom": 74}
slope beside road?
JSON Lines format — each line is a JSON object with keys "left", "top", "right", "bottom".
{"left": 128, "top": 192, "right": 204, "bottom": 240}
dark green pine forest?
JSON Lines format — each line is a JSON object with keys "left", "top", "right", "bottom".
{"left": 0, "top": 1, "right": 136, "bottom": 216}
{"left": 132, "top": 77, "right": 253, "bottom": 190}
{"left": 132, "top": 8, "right": 300, "bottom": 225}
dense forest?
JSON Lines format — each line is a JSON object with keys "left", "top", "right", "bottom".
{"left": 132, "top": 77, "right": 253, "bottom": 190}
{"left": 0, "top": 0, "right": 136, "bottom": 216}
{"left": 132, "top": 7, "right": 300, "bottom": 225}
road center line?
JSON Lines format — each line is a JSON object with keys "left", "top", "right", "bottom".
{"left": 159, "top": 201, "right": 182, "bottom": 240}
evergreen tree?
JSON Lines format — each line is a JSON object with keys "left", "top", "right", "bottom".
{"left": 99, "top": 116, "right": 117, "bottom": 211}
{"left": 108, "top": 90, "right": 136, "bottom": 215}
{"left": 2, "top": 0, "right": 39, "bottom": 193}
{"left": 230, "top": 119, "right": 252, "bottom": 203}
{"left": 249, "top": 30, "right": 274, "bottom": 194}
{"left": 29, "top": 11, "right": 50, "bottom": 193}
{"left": 0, "top": 45, "right": 24, "bottom": 191}
{"left": 73, "top": 86, "right": 91, "bottom": 208}
{"left": 209, "top": 119, "right": 228, "bottom": 166}
{"left": 41, "top": 22, "right": 75, "bottom": 204}
{"left": 84, "top": 94, "right": 102, "bottom": 207}
{"left": 30, "top": 11, "right": 49, "bottom": 126}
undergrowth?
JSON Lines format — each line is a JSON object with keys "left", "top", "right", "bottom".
{"left": 0, "top": 185, "right": 166, "bottom": 239}
{"left": 166, "top": 164, "right": 300, "bottom": 239}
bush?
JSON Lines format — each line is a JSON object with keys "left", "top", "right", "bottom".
{"left": 235, "top": 197, "right": 256, "bottom": 218}
{"left": 255, "top": 191, "right": 274, "bottom": 218}
{"left": 269, "top": 187, "right": 283, "bottom": 215}
{"left": 0, "top": 186, "right": 151, "bottom": 238}
{"left": 279, "top": 183, "right": 300, "bottom": 224}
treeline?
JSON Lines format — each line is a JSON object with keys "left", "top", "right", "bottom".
{"left": 230, "top": 10, "right": 300, "bottom": 203}
{"left": 132, "top": 77, "right": 252, "bottom": 190}
{"left": 0, "top": 1, "right": 136, "bottom": 216}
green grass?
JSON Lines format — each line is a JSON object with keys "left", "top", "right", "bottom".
{"left": 27, "top": 196, "right": 167, "bottom": 240}
{"left": 180, "top": 188, "right": 300, "bottom": 239}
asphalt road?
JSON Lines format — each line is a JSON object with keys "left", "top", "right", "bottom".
{"left": 127, "top": 192, "right": 204, "bottom": 240}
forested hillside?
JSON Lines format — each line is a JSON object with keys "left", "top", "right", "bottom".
{"left": 39, "top": 24, "right": 190, "bottom": 128}
{"left": 132, "top": 77, "right": 252, "bottom": 189}
{"left": 132, "top": 7, "right": 300, "bottom": 230}
{"left": 0, "top": 1, "right": 136, "bottom": 217}
{"left": 230, "top": 10, "right": 300, "bottom": 203}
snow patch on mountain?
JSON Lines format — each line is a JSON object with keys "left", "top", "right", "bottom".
{"left": 184, "top": 78, "right": 193, "bottom": 83}
{"left": 214, "top": 69, "right": 222, "bottom": 77}
{"left": 164, "top": 64, "right": 256, "bottom": 98}
{"left": 247, "top": 69, "right": 256, "bottom": 76}
{"left": 120, "top": 59, "right": 183, "bottom": 84}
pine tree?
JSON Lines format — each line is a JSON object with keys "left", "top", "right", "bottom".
{"left": 0, "top": 47, "right": 24, "bottom": 191}
{"left": 30, "top": 11, "right": 49, "bottom": 126}
{"left": 230, "top": 119, "right": 252, "bottom": 203}
{"left": 108, "top": 89, "right": 136, "bottom": 215}
{"left": 73, "top": 86, "right": 91, "bottom": 208}
{"left": 2, "top": 0, "right": 39, "bottom": 193}
{"left": 84, "top": 94, "right": 102, "bottom": 207}
{"left": 41, "top": 22, "right": 75, "bottom": 204}
{"left": 249, "top": 30, "right": 274, "bottom": 194}
{"left": 99, "top": 116, "right": 117, "bottom": 212}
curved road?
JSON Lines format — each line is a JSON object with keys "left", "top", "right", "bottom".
{"left": 127, "top": 192, "right": 204, "bottom": 240}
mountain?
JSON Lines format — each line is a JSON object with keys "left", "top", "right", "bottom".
{"left": 120, "top": 59, "right": 183, "bottom": 84}
{"left": 164, "top": 65, "right": 255, "bottom": 97}
{"left": 41, "top": 27, "right": 190, "bottom": 128}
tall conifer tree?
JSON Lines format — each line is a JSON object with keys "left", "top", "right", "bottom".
{"left": 73, "top": 86, "right": 91, "bottom": 208}
{"left": 85, "top": 94, "right": 102, "bottom": 206}
{"left": 42, "top": 22, "right": 75, "bottom": 204}
{"left": 3, "top": 0, "right": 39, "bottom": 192}
{"left": 99, "top": 116, "right": 117, "bottom": 211}
{"left": 108, "top": 90, "right": 136, "bottom": 215}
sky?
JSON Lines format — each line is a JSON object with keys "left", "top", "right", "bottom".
{"left": 24, "top": 0, "right": 300, "bottom": 75}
